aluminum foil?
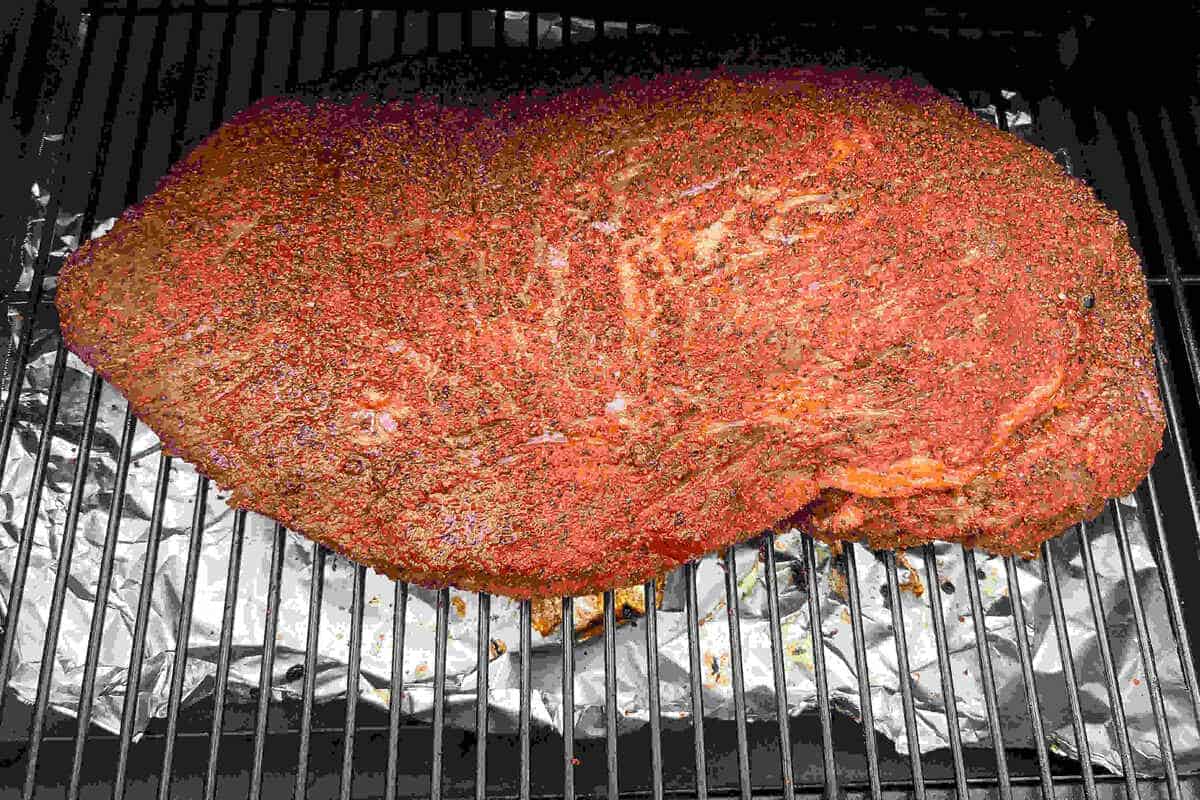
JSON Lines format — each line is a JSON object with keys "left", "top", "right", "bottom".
{"left": 3, "top": 82, "right": 1198, "bottom": 778}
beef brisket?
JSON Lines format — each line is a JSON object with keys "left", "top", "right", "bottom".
{"left": 55, "top": 68, "right": 1164, "bottom": 597}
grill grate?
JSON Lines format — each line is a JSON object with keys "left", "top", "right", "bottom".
{"left": 3, "top": 4, "right": 1200, "bottom": 799}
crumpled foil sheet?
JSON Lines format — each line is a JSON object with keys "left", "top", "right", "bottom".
{"left": 3, "top": 87, "right": 1199, "bottom": 778}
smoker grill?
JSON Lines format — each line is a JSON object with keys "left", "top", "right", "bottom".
{"left": 2, "top": 4, "right": 1200, "bottom": 798}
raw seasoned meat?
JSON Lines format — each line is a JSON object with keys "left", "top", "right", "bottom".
{"left": 55, "top": 68, "right": 1164, "bottom": 598}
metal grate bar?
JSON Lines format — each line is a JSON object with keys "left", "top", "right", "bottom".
{"left": 359, "top": 3, "right": 372, "bottom": 66}
{"left": 528, "top": 8, "right": 536, "bottom": 48}
{"left": 395, "top": 7, "right": 407, "bottom": 54}
{"left": 562, "top": 595, "right": 576, "bottom": 800}
{"left": 643, "top": 580, "right": 665, "bottom": 800}
{"left": 922, "top": 545, "right": 969, "bottom": 800}
{"left": 428, "top": 7, "right": 438, "bottom": 52}
{"left": 1143, "top": 471, "right": 1200, "bottom": 727}
{"left": 882, "top": 552, "right": 924, "bottom": 800}
{"left": 518, "top": 599, "right": 532, "bottom": 800}
{"left": 248, "top": 523, "right": 288, "bottom": 800}
{"left": 156, "top": 476, "right": 209, "bottom": 800}
{"left": 340, "top": 563, "right": 367, "bottom": 800}
{"left": 684, "top": 562, "right": 708, "bottom": 800}
{"left": 431, "top": 587, "right": 450, "bottom": 800}
{"left": 1076, "top": 522, "right": 1140, "bottom": 799}
{"left": 562, "top": 12, "right": 570, "bottom": 45}
{"left": 167, "top": 4, "right": 204, "bottom": 162}
{"left": 1040, "top": 542, "right": 1097, "bottom": 800}
{"left": 295, "top": 543, "right": 328, "bottom": 799}
{"left": 285, "top": 3, "right": 308, "bottom": 90}
{"left": 721, "top": 547, "right": 752, "bottom": 800}
{"left": 475, "top": 592, "right": 491, "bottom": 800}
{"left": 65, "top": 408, "right": 138, "bottom": 800}
{"left": 1003, "top": 556, "right": 1054, "bottom": 800}
{"left": 842, "top": 547, "right": 882, "bottom": 800}
{"left": 249, "top": 1, "right": 274, "bottom": 100}
{"left": 962, "top": 547, "right": 1013, "bottom": 800}
{"left": 494, "top": 8, "right": 504, "bottom": 47}
{"left": 114, "top": 453, "right": 173, "bottom": 800}
{"left": 1111, "top": 500, "right": 1183, "bottom": 800}
{"left": 801, "top": 536, "right": 838, "bottom": 800}
{"left": 323, "top": 0, "right": 341, "bottom": 77}
{"left": 603, "top": 590, "right": 620, "bottom": 799}
{"left": 762, "top": 533, "right": 796, "bottom": 800}
{"left": 12, "top": 351, "right": 83, "bottom": 798}
{"left": 210, "top": 0, "right": 240, "bottom": 125}
{"left": 202, "top": 510, "right": 248, "bottom": 800}
{"left": 1147, "top": 275, "right": 1200, "bottom": 284}
{"left": 385, "top": 580, "right": 409, "bottom": 800}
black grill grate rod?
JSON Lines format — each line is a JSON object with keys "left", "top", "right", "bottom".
{"left": 1076, "top": 522, "right": 1141, "bottom": 800}
{"left": 156, "top": 476, "right": 209, "bottom": 800}
{"left": 762, "top": 533, "right": 796, "bottom": 800}
{"left": 247, "top": 523, "right": 288, "bottom": 800}
{"left": 962, "top": 546, "right": 1013, "bottom": 800}
{"left": 203, "top": 509, "right": 248, "bottom": 800}
{"left": 431, "top": 587, "right": 450, "bottom": 800}
{"left": 385, "top": 579, "right": 409, "bottom": 800}
{"left": 1003, "top": 556, "right": 1054, "bottom": 800}
{"left": 1040, "top": 542, "right": 1098, "bottom": 800}
{"left": 561, "top": 595, "right": 576, "bottom": 800}
{"left": 112, "top": 454, "right": 171, "bottom": 797}
{"left": 603, "top": 590, "right": 620, "bottom": 799}
{"left": 720, "top": 547, "right": 752, "bottom": 800}
{"left": 340, "top": 563, "right": 368, "bottom": 800}
{"left": 476, "top": 591, "right": 492, "bottom": 800}
{"left": 842, "top": 546, "right": 882, "bottom": 800}
{"left": 882, "top": 551, "right": 924, "bottom": 800}
{"left": 922, "top": 545, "right": 969, "bottom": 800}
{"left": 802, "top": 537, "right": 839, "bottom": 800}
{"left": 518, "top": 598, "right": 533, "bottom": 800}
{"left": 643, "top": 580, "right": 665, "bottom": 800}
{"left": 684, "top": 561, "right": 709, "bottom": 800}
{"left": 1111, "top": 500, "right": 1183, "bottom": 800}
{"left": 295, "top": 544, "right": 329, "bottom": 800}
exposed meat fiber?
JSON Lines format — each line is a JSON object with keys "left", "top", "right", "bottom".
{"left": 56, "top": 68, "right": 1164, "bottom": 598}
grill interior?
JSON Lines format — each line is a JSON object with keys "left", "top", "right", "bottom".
{"left": 3, "top": 4, "right": 1200, "bottom": 799}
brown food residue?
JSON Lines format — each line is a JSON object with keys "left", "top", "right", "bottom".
{"left": 828, "top": 563, "right": 848, "bottom": 602}
{"left": 895, "top": 551, "right": 926, "bottom": 597}
{"left": 488, "top": 638, "right": 508, "bottom": 659}
{"left": 531, "top": 577, "right": 665, "bottom": 640}
{"left": 703, "top": 651, "right": 731, "bottom": 688}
